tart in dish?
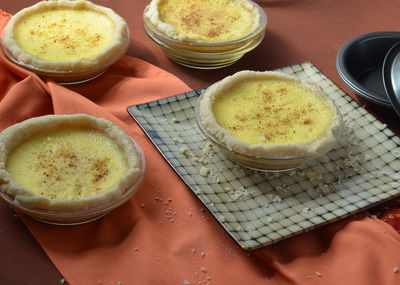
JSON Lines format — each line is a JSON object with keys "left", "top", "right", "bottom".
{"left": 144, "top": 0, "right": 260, "bottom": 43}
{"left": 197, "top": 71, "right": 342, "bottom": 170}
{"left": 142, "top": 0, "right": 267, "bottom": 69}
{"left": 0, "top": 114, "right": 144, "bottom": 219}
{"left": 2, "top": 0, "right": 129, "bottom": 82}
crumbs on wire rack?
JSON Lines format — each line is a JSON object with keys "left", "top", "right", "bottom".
{"left": 174, "top": 115, "right": 397, "bottom": 231}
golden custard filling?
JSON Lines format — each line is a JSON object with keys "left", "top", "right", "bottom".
{"left": 14, "top": 8, "right": 115, "bottom": 62}
{"left": 213, "top": 80, "right": 336, "bottom": 146}
{"left": 145, "top": 0, "right": 260, "bottom": 43}
{"left": 6, "top": 129, "right": 128, "bottom": 200}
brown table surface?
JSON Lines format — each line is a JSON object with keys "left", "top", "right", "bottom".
{"left": 1, "top": 0, "right": 399, "bottom": 284}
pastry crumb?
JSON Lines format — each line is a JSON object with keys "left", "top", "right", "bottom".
{"left": 60, "top": 279, "right": 65, "bottom": 284}
{"left": 183, "top": 280, "right": 190, "bottom": 285}
{"left": 199, "top": 166, "right": 210, "bottom": 177}
{"left": 394, "top": 267, "right": 399, "bottom": 273}
{"left": 201, "top": 267, "right": 207, "bottom": 273}
{"left": 315, "top": 271, "right": 322, "bottom": 277}
{"left": 172, "top": 118, "right": 179, "bottom": 123}
{"left": 172, "top": 137, "right": 185, "bottom": 144}
{"left": 179, "top": 146, "right": 190, "bottom": 156}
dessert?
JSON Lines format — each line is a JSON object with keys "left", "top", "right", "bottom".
{"left": 0, "top": 114, "right": 144, "bottom": 211}
{"left": 198, "top": 71, "right": 342, "bottom": 158}
{"left": 2, "top": 0, "right": 129, "bottom": 72}
{"left": 144, "top": 0, "right": 260, "bottom": 43}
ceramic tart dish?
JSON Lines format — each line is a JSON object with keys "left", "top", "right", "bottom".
{"left": 1, "top": 0, "right": 130, "bottom": 84}
{"left": 143, "top": 0, "right": 267, "bottom": 69}
{"left": 196, "top": 70, "right": 343, "bottom": 171}
{"left": 0, "top": 114, "right": 146, "bottom": 225}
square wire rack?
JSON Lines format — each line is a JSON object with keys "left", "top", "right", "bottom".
{"left": 127, "top": 62, "right": 400, "bottom": 251}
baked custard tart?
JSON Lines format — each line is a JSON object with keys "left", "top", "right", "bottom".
{"left": 143, "top": 0, "right": 267, "bottom": 68}
{"left": 196, "top": 71, "right": 342, "bottom": 171}
{"left": 145, "top": 0, "right": 260, "bottom": 43}
{"left": 0, "top": 114, "right": 145, "bottom": 224}
{"left": 2, "top": 0, "right": 129, "bottom": 83}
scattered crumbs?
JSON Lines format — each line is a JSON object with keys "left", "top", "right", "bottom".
{"left": 370, "top": 214, "right": 378, "bottom": 219}
{"left": 206, "top": 277, "right": 211, "bottom": 280}
{"left": 201, "top": 252, "right": 206, "bottom": 257}
{"left": 140, "top": 203, "right": 145, "bottom": 208}
{"left": 188, "top": 212, "right": 192, "bottom": 217}
{"left": 172, "top": 118, "right": 179, "bottom": 123}
{"left": 199, "top": 166, "right": 210, "bottom": 177}
{"left": 183, "top": 280, "right": 190, "bottom": 285}
{"left": 228, "top": 186, "right": 252, "bottom": 201}
{"left": 133, "top": 247, "right": 139, "bottom": 251}
{"left": 394, "top": 267, "right": 399, "bottom": 273}
{"left": 170, "top": 219, "right": 175, "bottom": 223}
{"left": 172, "top": 137, "right": 185, "bottom": 144}
{"left": 263, "top": 193, "right": 281, "bottom": 204}
{"left": 60, "top": 279, "right": 65, "bottom": 284}
{"left": 117, "top": 282, "right": 122, "bottom": 285}
{"left": 155, "top": 257, "right": 159, "bottom": 261}
{"left": 167, "top": 197, "right": 172, "bottom": 202}
{"left": 315, "top": 271, "right": 322, "bottom": 277}
{"left": 266, "top": 216, "right": 273, "bottom": 223}
{"left": 159, "top": 220, "right": 163, "bottom": 224}
{"left": 155, "top": 196, "right": 162, "bottom": 201}
{"left": 321, "top": 252, "right": 325, "bottom": 256}
{"left": 192, "top": 248, "right": 196, "bottom": 255}
{"left": 302, "top": 207, "right": 312, "bottom": 214}
{"left": 179, "top": 146, "right": 190, "bottom": 156}
{"left": 98, "top": 281, "right": 102, "bottom": 284}
{"left": 201, "top": 208, "right": 205, "bottom": 212}
{"left": 201, "top": 267, "right": 207, "bottom": 273}
{"left": 306, "top": 275, "right": 311, "bottom": 279}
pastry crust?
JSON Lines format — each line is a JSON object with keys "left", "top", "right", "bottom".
{"left": 0, "top": 114, "right": 143, "bottom": 211}
{"left": 2, "top": 0, "right": 129, "bottom": 72}
{"left": 198, "top": 70, "right": 342, "bottom": 157}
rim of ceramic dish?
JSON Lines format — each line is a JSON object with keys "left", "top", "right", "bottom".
{"left": 142, "top": 0, "right": 267, "bottom": 49}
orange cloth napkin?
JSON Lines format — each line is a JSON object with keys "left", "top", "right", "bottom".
{"left": 1, "top": 11, "right": 400, "bottom": 285}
